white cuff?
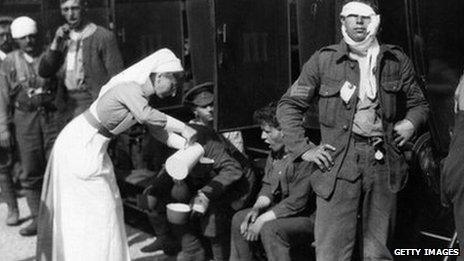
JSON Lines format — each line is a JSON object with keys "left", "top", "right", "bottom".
{"left": 165, "top": 115, "right": 186, "bottom": 133}
{"left": 166, "top": 132, "right": 187, "bottom": 150}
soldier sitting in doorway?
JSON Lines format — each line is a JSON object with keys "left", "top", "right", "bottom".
{"left": 141, "top": 124, "right": 256, "bottom": 261}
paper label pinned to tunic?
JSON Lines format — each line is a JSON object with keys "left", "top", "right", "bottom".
{"left": 340, "top": 81, "right": 356, "bottom": 104}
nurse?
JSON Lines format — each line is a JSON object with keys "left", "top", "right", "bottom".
{"left": 36, "top": 48, "right": 196, "bottom": 261}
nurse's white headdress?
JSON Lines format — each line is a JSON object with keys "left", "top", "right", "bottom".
{"left": 110, "top": 48, "right": 182, "bottom": 86}
{"left": 99, "top": 48, "right": 183, "bottom": 97}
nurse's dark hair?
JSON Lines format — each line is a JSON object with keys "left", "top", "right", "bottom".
{"left": 157, "top": 71, "right": 184, "bottom": 79}
{"left": 253, "top": 101, "right": 280, "bottom": 129}
{"left": 0, "top": 16, "right": 13, "bottom": 26}
{"left": 60, "top": 0, "right": 88, "bottom": 7}
{"left": 342, "top": 0, "right": 379, "bottom": 13}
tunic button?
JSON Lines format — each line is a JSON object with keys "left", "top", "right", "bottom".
{"left": 343, "top": 125, "right": 348, "bottom": 130}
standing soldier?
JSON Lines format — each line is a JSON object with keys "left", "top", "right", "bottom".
{"left": 442, "top": 74, "right": 464, "bottom": 261}
{"left": 39, "top": 0, "right": 123, "bottom": 119}
{"left": 0, "top": 16, "right": 66, "bottom": 236}
{"left": 0, "top": 15, "right": 18, "bottom": 226}
{"left": 277, "top": 0, "right": 429, "bottom": 260}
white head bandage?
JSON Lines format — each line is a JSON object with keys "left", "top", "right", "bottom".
{"left": 340, "top": 1, "right": 380, "bottom": 51}
{"left": 11, "top": 16, "right": 37, "bottom": 39}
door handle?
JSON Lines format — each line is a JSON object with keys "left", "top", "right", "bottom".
{"left": 217, "top": 23, "right": 227, "bottom": 43}
{"left": 117, "top": 27, "right": 126, "bottom": 43}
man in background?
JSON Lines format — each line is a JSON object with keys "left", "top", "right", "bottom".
{"left": 0, "top": 16, "right": 13, "bottom": 61}
{"left": 39, "top": 0, "right": 123, "bottom": 119}
{"left": 0, "top": 16, "right": 66, "bottom": 236}
{"left": 0, "top": 15, "right": 19, "bottom": 227}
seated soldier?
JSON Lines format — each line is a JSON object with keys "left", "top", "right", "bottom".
{"left": 142, "top": 124, "right": 255, "bottom": 261}
{"left": 184, "top": 82, "right": 245, "bottom": 154}
{"left": 230, "top": 102, "right": 315, "bottom": 261}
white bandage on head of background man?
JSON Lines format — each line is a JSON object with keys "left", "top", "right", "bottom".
{"left": 10, "top": 16, "right": 37, "bottom": 39}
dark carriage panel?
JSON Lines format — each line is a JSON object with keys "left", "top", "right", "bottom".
{"left": 186, "top": 0, "right": 216, "bottom": 86}
{"left": 214, "top": 0, "right": 290, "bottom": 131}
{"left": 0, "top": 0, "right": 42, "bottom": 29}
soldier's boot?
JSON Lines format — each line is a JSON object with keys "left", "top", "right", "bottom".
{"left": 141, "top": 234, "right": 179, "bottom": 254}
{"left": 19, "top": 189, "right": 40, "bottom": 236}
{"left": 0, "top": 173, "right": 19, "bottom": 226}
{"left": 142, "top": 209, "right": 180, "bottom": 255}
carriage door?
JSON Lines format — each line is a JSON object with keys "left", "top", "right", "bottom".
{"left": 213, "top": 0, "right": 291, "bottom": 131}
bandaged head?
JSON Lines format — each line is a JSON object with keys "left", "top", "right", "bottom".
{"left": 340, "top": 1, "right": 380, "bottom": 51}
{"left": 11, "top": 16, "right": 37, "bottom": 39}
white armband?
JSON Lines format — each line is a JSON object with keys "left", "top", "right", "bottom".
{"left": 166, "top": 132, "right": 187, "bottom": 150}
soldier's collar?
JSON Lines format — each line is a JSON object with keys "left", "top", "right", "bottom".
{"left": 271, "top": 146, "right": 287, "bottom": 160}
{"left": 330, "top": 40, "right": 400, "bottom": 63}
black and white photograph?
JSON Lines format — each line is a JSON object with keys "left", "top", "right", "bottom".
{"left": 0, "top": 0, "right": 463, "bottom": 260}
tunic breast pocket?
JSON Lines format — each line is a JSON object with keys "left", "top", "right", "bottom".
{"left": 381, "top": 80, "right": 401, "bottom": 122}
{"left": 318, "top": 78, "right": 343, "bottom": 127}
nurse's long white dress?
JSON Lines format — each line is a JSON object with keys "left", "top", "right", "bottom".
{"left": 40, "top": 112, "right": 130, "bottom": 261}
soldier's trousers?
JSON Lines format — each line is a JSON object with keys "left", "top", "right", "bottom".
{"left": 14, "top": 110, "right": 65, "bottom": 190}
{"left": 230, "top": 208, "right": 314, "bottom": 261}
{"left": 315, "top": 140, "right": 396, "bottom": 261}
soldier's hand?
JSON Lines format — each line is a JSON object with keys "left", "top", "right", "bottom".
{"left": 394, "top": 119, "right": 415, "bottom": 147}
{"left": 244, "top": 218, "right": 264, "bottom": 242}
{"left": 301, "top": 144, "right": 336, "bottom": 171}
{"left": 55, "top": 24, "right": 70, "bottom": 40}
{"left": 0, "top": 131, "right": 12, "bottom": 148}
{"left": 240, "top": 208, "right": 260, "bottom": 235}
{"left": 190, "top": 191, "right": 209, "bottom": 219}
{"left": 50, "top": 24, "right": 70, "bottom": 51}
